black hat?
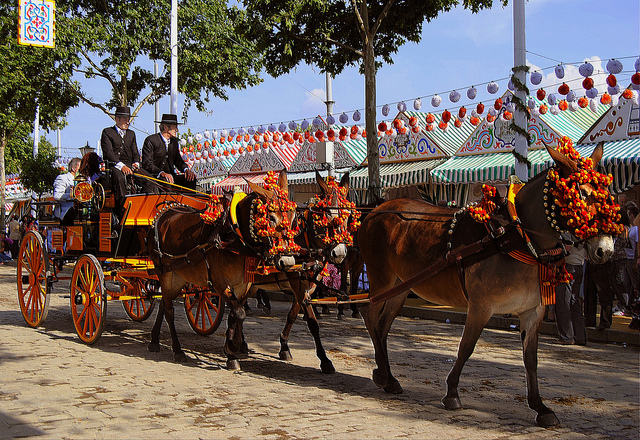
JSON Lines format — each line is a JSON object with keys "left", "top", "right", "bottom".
{"left": 114, "top": 106, "right": 133, "bottom": 118}
{"left": 156, "top": 113, "right": 183, "bottom": 125}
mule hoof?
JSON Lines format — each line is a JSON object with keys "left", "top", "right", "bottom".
{"left": 174, "top": 352, "right": 188, "bottom": 363}
{"left": 442, "top": 396, "right": 463, "bottom": 410}
{"left": 383, "top": 381, "right": 403, "bottom": 394}
{"left": 227, "top": 359, "right": 241, "bottom": 370}
{"left": 320, "top": 360, "right": 336, "bottom": 374}
{"left": 147, "top": 343, "right": 160, "bottom": 353}
{"left": 279, "top": 350, "right": 293, "bottom": 361}
{"left": 536, "top": 411, "right": 560, "bottom": 428}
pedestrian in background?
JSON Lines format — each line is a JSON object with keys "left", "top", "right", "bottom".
{"left": 555, "top": 234, "right": 587, "bottom": 345}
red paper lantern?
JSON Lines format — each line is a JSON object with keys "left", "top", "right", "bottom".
{"left": 539, "top": 104, "right": 548, "bottom": 114}
{"left": 351, "top": 125, "right": 359, "bottom": 135}
{"left": 632, "top": 72, "right": 640, "bottom": 85}
{"left": 315, "top": 130, "right": 324, "bottom": 140}
{"left": 470, "top": 116, "right": 480, "bottom": 126}
{"left": 582, "top": 77, "right": 594, "bottom": 90}
{"left": 600, "top": 93, "right": 612, "bottom": 105}
{"left": 606, "top": 74, "right": 617, "bottom": 87}
{"left": 487, "top": 114, "right": 496, "bottom": 123}
{"left": 339, "top": 135, "right": 346, "bottom": 141}
{"left": 411, "top": 125, "right": 420, "bottom": 133}
{"left": 425, "top": 124, "right": 434, "bottom": 132}
{"left": 393, "top": 119, "right": 403, "bottom": 129}
{"left": 408, "top": 116, "right": 418, "bottom": 126}
{"left": 494, "top": 98, "right": 503, "bottom": 110}
{"left": 558, "top": 100, "right": 568, "bottom": 111}
{"left": 558, "top": 83, "right": 570, "bottom": 95}
{"left": 327, "top": 129, "right": 335, "bottom": 141}
{"left": 378, "top": 122, "right": 388, "bottom": 132}
{"left": 536, "top": 88, "right": 546, "bottom": 100}
{"left": 476, "top": 103, "right": 485, "bottom": 114}
{"left": 622, "top": 88, "right": 634, "bottom": 99}
{"left": 442, "top": 110, "right": 451, "bottom": 123}
{"left": 339, "top": 127, "right": 348, "bottom": 137}
{"left": 272, "top": 132, "right": 280, "bottom": 142}
{"left": 458, "top": 107, "right": 467, "bottom": 118}
{"left": 426, "top": 113, "right": 436, "bottom": 124}
{"left": 454, "top": 118, "right": 462, "bottom": 128}
{"left": 228, "top": 135, "right": 233, "bottom": 142}
{"left": 578, "top": 97, "right": 589, "bottom": 108}
{"left": 438, "top": 121, "right": 448, "bottom": 130}
{"left": 244, "top": 134, "right": 250, "bottom": 142}
{"left": 503, "top": 111, "right": 513, "bottom": 120}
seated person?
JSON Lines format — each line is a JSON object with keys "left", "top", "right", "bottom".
{"left": 78, "top": 152, "right": 105, "bottom": 184}
{"left": 101, "top": 106, "right": 157, "bottom": 217}
{"left": 142, "top": 113, "right": 196, "bottom": 192}
{"left": 53, "top": 157, "right": 81, "bottom": 226}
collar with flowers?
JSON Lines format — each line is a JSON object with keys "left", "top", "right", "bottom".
{"left": 544, "top": 137, "right": 623, "bottom": 240}
{"left": 468, "top": 184, "right": 500, "bottom": 223}
{"left": 309, "top": 176, "right": 361, "bottom": 247}
{"left": 249, "top": 171, "right": 301, "bottom": 256}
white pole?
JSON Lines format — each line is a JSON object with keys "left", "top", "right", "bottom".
{"left": 513, "top": 0, "right": 528, "bottom": 181}
{"left": 154, "top": 61, "right": 161, "bottom": 133}
{"left": 56, "top": 128, "right": 61, "bottom": 157}
{"left": 33, "top": 104, "right": 39, "bottom": 157}
{"left": 170, "top": 0, "right": 178, "bottom": 115}
{"left": 325, "top": 72, "right": 335, "bottom": 177}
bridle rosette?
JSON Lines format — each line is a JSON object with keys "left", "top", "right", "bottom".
{"left": 546, "top": 137, "right": 623, "bottom": 240}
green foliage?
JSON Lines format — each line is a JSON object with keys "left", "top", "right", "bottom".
{"left": 57, "top": 0, "right": 264, "bottom": 117}
{"left": 19, "top": 150, "right": 61, "bottom": 198}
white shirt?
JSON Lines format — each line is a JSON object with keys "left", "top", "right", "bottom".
{"left": 627, "top": 226, "right": 638, "bottom": 260}
{"left": 53, "top": 172, "right": 75, "bottom": 219}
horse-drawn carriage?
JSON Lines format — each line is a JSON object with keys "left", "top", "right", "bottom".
{"left": 16, "top": 171, "right": 226, "bottom": 344}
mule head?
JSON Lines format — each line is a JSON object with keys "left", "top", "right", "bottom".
{"left": 545, "top": 139, "right": 620, "bottom": 263}
{"left": 247, "top": 170, "right": 300, "bottom": 267}
{"left": 310, "top": 171, "right": 359, "bottom": 264}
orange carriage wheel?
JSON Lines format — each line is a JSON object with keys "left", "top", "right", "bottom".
{"left": 121, "top": 278, "right": 156, "bottom": 322}
{"left": 17, "top": 231, "right": 50, "bottom": 327}
{"left": 70, "top": 255, "right": 107, "bottom": 344}
{"left": 183, "top": 286, "right": 225, "bottom": 336}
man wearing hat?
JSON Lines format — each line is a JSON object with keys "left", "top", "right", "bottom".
{"left": 100, "top": 106, "right": 156, "bottom": 217}
{"left": 142, "top": 113, "right": 196, "bottom": 191}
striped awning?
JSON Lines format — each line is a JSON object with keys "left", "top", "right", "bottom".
{"left": 431, "top": 149, "right": 554, "bottom": 184}
{"left": 577, "top": 138, "right": 640, "bottom": 193}
{"left": 350, "top": 159, "right": 448, "bottom": 190}
{"left": 212, "top": 173, "right": 267, "bottom": 195}
{"left": 287, "top": 169, "right": 347, "bottom": 185}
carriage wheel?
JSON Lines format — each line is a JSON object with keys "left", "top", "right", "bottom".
{"left": 70, "top": 254, "right": 107, "bottom": 344}
{"left": 121, "top": 278, "right": 156, "bottom": 322}
{"left": 184, "top": 287, "right": 225, "bottom": 336}
{"left": 17, "top": 231, "right": 50, "bottom": 327}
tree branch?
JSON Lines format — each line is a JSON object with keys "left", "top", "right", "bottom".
{"left": 370, "top": 0, "right": 398, "bottom": 37}
{"left": 63, "top": 80, "right": 111, "bottom": 116}
{"left": 293, "top": 34, "right": 362, "bottom": 57}
{"left": 79, "top": 49, "right": 122, "bottom": 102}
{"left": 349, "top": 0, "right": 367, "bottom": 43}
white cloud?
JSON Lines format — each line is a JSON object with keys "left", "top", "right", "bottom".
{"left": 527, "top": 56, "right": 610, "bottom": 98}
{"left": 301, "top": 88, "right": 327, "bottom": 117}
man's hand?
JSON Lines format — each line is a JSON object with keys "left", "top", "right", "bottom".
{"left": 185, "top": 169, "right": 196, "bottom": 181}
{"left": 122, "top": 165, "right": 133, "bottom": 175}
{"left": 160, "top": 171, "right": 174, "bottom": 184}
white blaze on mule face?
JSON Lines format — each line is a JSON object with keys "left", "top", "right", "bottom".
{"left": 275, "top": 255, "right": 296, "bottom": 271}
{"left": 585, "top": 235, "right": 614, "bottom": 264}
{"left": 329, "top": 243, "right": 347, "bottom": 264}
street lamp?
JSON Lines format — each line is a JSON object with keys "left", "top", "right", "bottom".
{"left": 79, "top": 142, "right": 95, "bottom": 157}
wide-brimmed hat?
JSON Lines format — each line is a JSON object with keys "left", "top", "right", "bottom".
{"left": 156, "top": 113, "right": 183, "bottom": 125}
{"left": 114, "top": 106, "right": 133, "bottom": 118}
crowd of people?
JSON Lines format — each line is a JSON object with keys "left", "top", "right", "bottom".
{"left": 550, "top": 197, "right": 639, "bottom": 344}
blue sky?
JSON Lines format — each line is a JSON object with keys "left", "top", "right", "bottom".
{"left": 47, "top": 0, "right": 640, "bottom": 159}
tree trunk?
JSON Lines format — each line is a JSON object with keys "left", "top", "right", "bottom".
{"left": 0, "top": 129, "right": 6, "bottom": 232}
{"left": 362, "top": 5, "right": 380, "bottom": 203}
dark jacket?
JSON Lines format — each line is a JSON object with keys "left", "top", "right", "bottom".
{"left": 142, "top": 133, "right": 188, "bottom": 177}
{"left": 100, "top": 126, "right": 140, "bottom": 167}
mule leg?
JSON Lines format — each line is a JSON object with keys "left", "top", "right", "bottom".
{"left": 148, "top": 299, "right": 165, "bottom": 352}
{"left": 164, "top": 296, "right": 188, "bottom": 362}
{"left": 442, "top": 305, "right": 493, "bottom": 410}
{"left": 361, "top": 293, "right": 407, "bottom": 394}
{"left": 224, "top": 298, "right": 248, "bottom": 371}
{"left": 519, "top": 306, "right": 560, "bottom": 427}
{"left": 279, "top": 300, "right": 301, "bottom": 361}
{"left": 301, "top": 303, "right": 335, "bottom": 374}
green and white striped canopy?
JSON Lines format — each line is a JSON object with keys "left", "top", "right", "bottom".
{"left": 577, "top": 138, "right": 640, "bottom": 193}
{"left": 350, "top": 159, "right": 447, "bottom": 190}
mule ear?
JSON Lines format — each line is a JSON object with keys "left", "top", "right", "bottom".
{"left": 589, "top": 141, "right": 604, "bottom": 167}
{"left": 247, "top": 180, "right": 274, "bottom": 201}
{"left": 339, "top": 172, "right": 350, "bottom": 193}
{"left": 545, "top": 143, "right": 578, "bottom": 175}
{"left": 315, "top": 170, "right": 330, "bottom": 196}
{"left": 278, "top": 169, "right": 288, "bottom": 192}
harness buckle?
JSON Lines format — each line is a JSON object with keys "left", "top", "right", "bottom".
{"left": 491, "top": 226, "right": 505, "bottom": 238}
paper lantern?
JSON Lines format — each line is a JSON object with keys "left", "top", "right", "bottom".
{"left": 578, "top": 97, "right": 589, "bottom": 108}
{"left": 486, "top": 114, "right": 496, "bottom": 123}
{"left": 586, "top": 88, "right": 599, "bottom": 99}
{"left": 558, "top": 83, "right": 570, "bottom": 95}
{"left": 530, "top": 71, "right": 543, "bottom": 85}
{"left": 179, "top": 138, "right": 187, "bottom": 147}
{"left": 425, "top": 124, "right": 435, "bottom": 132}
{"left": 378, "top": 122, "right": 388, "bottom": 132}
{"left": 537, "top": 88, "right": 546, "bottom": 100}
{"left": 382, "top": 104, "right": 390, "bottom": 116}
{"left": 589, "top": 99, "right": 599, "bottom": 113}
{"left": 487, "top": 81, "right": 499, "bottom": 94}
{"left": 608, "top": 84, "right": 621, "bottom": 95}
{"left": 582, "top": 77, "right": 594, "bottom": 90}
{"left": 438, "top": 121, "right": 448, "bottom": 130}
{"left": 203, "top": 130, "right": 211, "bottom": 139}
{"left": 339, "top": 127, "right": 348, "bottom": 138}
{"left": 494, "top": 98, "right": 503, "bottom": 110}
{"left": 238, "top": 127, "right": 246, "bottom": 136}
{"left": 339, "top": 113, "right": 348, "bottom": 123}
{"left": 549, "top": 105, "right": 560, "bottom": 115}
{"left": 458, "top": 107, "right": 467, "bottom": 118}
{"left": 300, "top": 120, "right": 309, "bottom": 130}
{"left": 315, "top": 130, "right": 324, "bottom": 141}
{"left": 247, "top": 127, "right": 255, "bottom": 135}
{"left": 426, "top": 113, "right": 435, "bottom": 124}
{"left": 441, "top": 110, "right": 451, "bottom": 123}
{"left": 431, "top": 94, "right": 442, "bottom": 107}
{"left": 449, "top": 90, "right": 460, "bottom": 103}
{"left": 454, "top": 118, "right": 462, "bottom": 128}
{"left": 548, "top": 94, "right": 557, "bottom": 105}
{"left": 396, "top": 102, "right": 407, "bottom": 112}
{"left": 558, "top": 100, "right": 568, "bottom": 111}
{"left": 413, "top": 98, "right": 422, "bottom": 110}
{"left": 606, "top": 58, "right": 623, "bottom": 74}
{"left": 467, "top": 86, "right": 477, "bottom": 100}
{"left": 470, "top": 116, "right": 480, "bottom": 126}
{"left": 411, "top": 125, "right": 420, "bottom": 133}
{"left": 327, "top": 129, "right": 335, "bottom": 141}
{"left": 566, "top": 91, "right": 576, "bottom": 102}
{"left": 353, "top": 110, "right": 362, "bottom": 121}
{"left": 555, "top": 65, "right": 565, "bottom": 79}
{"left": 476, "top": 103, "right": 485, "bottom": 114}
{"left": 229, "top": 129, "right": 237, "bottom": 138}
{"left": 539, "top": 104, "right": 548, "bottom": 114}
{"left": 606, "top": 74, "right": 617, "bottom": 87}
{"left": 326, "top": 115, "right": 335, "bottom": 125}
{"left": 569, "top": 101, "right": 579, "bottom": 112}
{"left": 528, "top": 98, "right": 536, "bottom": 109}
{"left": 488, "top": 107, "right": 497, "bottom": 117}
{"left": 187, "top": 136, "right": 193, "bottom": 144}
{"left": 632, "top": 72, "right": 640, "bottom": 85}
{"left": 408, "top": 116, "right": 418, "bottom": 126}
{"left": 393, "top": 119, "right": 404, "bottom": 129}
{"left": 195, "top": 133, "right": 203, "bottom": 141}
{"left": 507, "top": 80, "right": 515, "bottom": 91}
{"left": 279, "top": 123, "right": 288, "bottom": 132}
{"left": 622, "top": 88, "right": 634, "bottom": 99}
{"left": 578, "top": 61, "right": 594, "bottom": 77}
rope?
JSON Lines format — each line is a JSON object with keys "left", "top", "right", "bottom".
{"left": 133, "top": 172, "right": 210, "bottom": 197}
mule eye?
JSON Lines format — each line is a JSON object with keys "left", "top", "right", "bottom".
{"left": 579, "top": 188, "right": 590, "bottom": 199}
{"left": 269, "top": 214, "right": 278, "bottom": 226}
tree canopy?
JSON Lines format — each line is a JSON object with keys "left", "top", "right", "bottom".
{"left": 241, "top": 0, "right": 507, "bottom": 198}
{"left": 56, "top": 0, "right": 264, "bottom": 118}
{"left": 19, "top": 148, "right": 60, "bottom": 199}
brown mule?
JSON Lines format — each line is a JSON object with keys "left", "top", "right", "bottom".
{"left": 358, "top": 142, "right": 615, "bottom": 427}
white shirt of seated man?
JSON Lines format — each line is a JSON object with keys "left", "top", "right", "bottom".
{"left": 53, "top": 158, "right": 81, "bottom": 220}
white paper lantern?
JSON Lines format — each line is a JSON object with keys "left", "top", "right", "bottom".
{"left": 431, "top": 94, "right": 442, "bottom": 107}
{"left": 353, "top": 110, "right": 362, "bottom": 121}
{"left": 589, "top": 99, "right": 599, "bottom": 113}
{"left": 339, "top": 113, "right": 348, "bottom": 123}
{"left": 488, "top": 107, "right": 497, "bottom": 117}
{"left": 248, "top": 126, "right": 255, "bottom": 135}
{"left": 506, "top": 102, "right": 516, "bottom": 113}
{"left": 212, "top": 130, "right": 219, "bottom": 140}
{"left": 397, "top": 101, "right": 407, "bottom": 112}
{"left": 278, "top": 123, "right": 287, "bottom": 132}
{"left": 449, "top": 90, "right": 460, "bottom": 103}
{"left": 586, "top": 88, "right": 599, "bottom": 99}
{"left": 550, "top": 105, "right": 560, "bottom": 115}
{"left": 300, "top": 120, "right": 309, "bottom": 130}
{"left": 220, "top": 129, "right": 228, "bottom": 138}
{"left": 467, "top": 87, "right": 477, "bottom": 100}
{"left": 528, "top": 98, "right": 536, "bottom": 109}
{"left": 487, "top": 82, "right": 499, "bottom": 94}
{"left": 238, "top": 127, "right": 246, "bottom": 135}
{"left": 610, "top": 94, "right": 619, "bottom": 107}
{"left": 413, "top": 98, "right": 422, "bottom": 110}
{"left": 326, "top": 115, "right": 335, "bottom": 125}
{"left": 569, "top": 101, "right": 579, "bottom": 112}
{"left": 508, "top": 80, "right": 515, "bottom": 91}
{"left": 548, "top": 94, "right": 557, "bottom": 106}
{"left": 530, "top": 71, "right": 543, "bottom": 85}
{"left": 187, "top": 136, "right": 193, "bottom": 144}
{"left": 195, "top": 133, "right": 203, "bottom": 141}
{"left": 229, "top": 129, "right": 236, "bottom": 138}
{"left": 608, "top": 84, "right": 621, "bottom": 95}
{"left": 180, "top": 138, "right": 187, "bottom": 147}
{"left": 578, "top": 61, "right": 594, "bottom": 77}
{"left": 530, "top": 107, "right": 540, "bottom": 117}
{"left": 555, "top": 65, "right": 565, "bottom": 79}
{"left": 382, "top": 104, "right": 390, "bottom": 116}
{"left": 566, "top": 91, "right": 576, "bottom": 102}
{"left": 471, "top": 109, "right": 479, "bottom": 118}
{"left": 203, "top": 130, "right": 211, "bottom": 139}
{"left": 607, "top": 58, "right": 623, "bottom": 74}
